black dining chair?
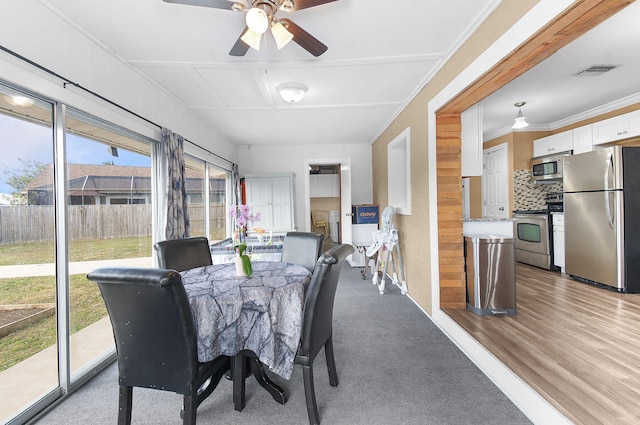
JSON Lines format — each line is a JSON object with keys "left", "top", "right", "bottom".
{"left": 86, "top": 267, "right": 230, "bottom": 425}
{"left": 295, "top": 243, "right": 354, "bottom": 425}
{"left": 281, "top": 231, "right": 324, "bottom": 273}
{"left": 154, "top": 236, "right": 212, "bottom": 272}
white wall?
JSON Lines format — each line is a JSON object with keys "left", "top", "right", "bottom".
{"left": 0, "top": 0, "right": 237, "bottom": 162}
{"left": 237, "top": 144, "right": 372, "bottom": 231}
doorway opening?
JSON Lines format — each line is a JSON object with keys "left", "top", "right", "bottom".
{"left": 309, "top": 164, "right": 341, "bottom": 243}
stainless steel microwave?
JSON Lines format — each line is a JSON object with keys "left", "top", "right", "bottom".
{"left": 531, "top": 153, "right": 570, "bottom": 183}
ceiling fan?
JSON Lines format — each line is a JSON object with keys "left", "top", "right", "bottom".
{"left": 162, "top": 0, "right": 338, "bottom": 57}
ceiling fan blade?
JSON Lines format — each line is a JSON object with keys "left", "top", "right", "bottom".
{"left": 280, "top": 18, "right": 327, "bottom": 57}
{"left": 229, "top": 28, "right": 251, "bottom": 56}
{"left": 162, "top": 0, "right": 236, "bottom": 10}
{"left": 284, "top": 0, "right": 339, "bottom": 12}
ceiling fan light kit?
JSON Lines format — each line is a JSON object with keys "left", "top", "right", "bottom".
{"left": 271, "top": 20, "right": 294, "bottom": 49}
{"left": 240, "top": 28, "right": 263, "bottom": 50}
{"left": 163, "top": 0, "right": 335, "bottom": 56}
{"left": 246, "top": 7, "right": 269, "bottom": 33}
{"left": 278, "top": 82, "right": 307, "bottom": 103}
{"left": 512, "top": 101, "right": 529, "bottom": 129}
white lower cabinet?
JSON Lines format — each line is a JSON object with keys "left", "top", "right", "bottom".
{"left": 552, "top": 213, "right": 565, "bottom": 271}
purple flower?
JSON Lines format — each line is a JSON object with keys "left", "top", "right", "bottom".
{"left": 229, "top": 204, "right": 260, "bottom": 232}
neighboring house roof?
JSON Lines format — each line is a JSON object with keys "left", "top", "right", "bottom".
{"left": 28, "top": 164, "right": 225, "bottom": 194}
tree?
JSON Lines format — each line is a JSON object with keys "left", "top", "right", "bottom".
{"left": 3, "top": 158, "right": 46, "bottom": 205}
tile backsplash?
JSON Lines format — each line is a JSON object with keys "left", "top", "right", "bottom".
{"left": 513, "top": 169, "right": 562, "bottom": 211}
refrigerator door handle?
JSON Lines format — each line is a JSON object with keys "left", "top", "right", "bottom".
{"left": 604, "top": 152, "right": 615, "bottom": 228}
{"left": 605, "top": 151, "right": 613, "bottom": 191}
{"left": 605, "top": 191, "right": 615, "bottom": 228}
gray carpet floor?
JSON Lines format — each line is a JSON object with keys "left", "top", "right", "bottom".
{"left": 34, "top": 265, "right": 531, "bottom": 425}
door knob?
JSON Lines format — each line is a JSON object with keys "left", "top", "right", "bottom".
{"left": 499, "top": 207, "right": 505, "bottom": 211}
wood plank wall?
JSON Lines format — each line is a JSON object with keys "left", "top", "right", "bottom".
{"left": 436, "top": 114, "right": 465, "bottom": 309}
{"left": 436, "top": 0, "right": 633, "bottom": 309}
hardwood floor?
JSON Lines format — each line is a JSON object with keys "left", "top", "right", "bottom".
{"left": 445, "top": 263, "right": 640, "bottom": 425}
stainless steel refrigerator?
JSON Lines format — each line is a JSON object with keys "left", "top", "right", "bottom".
{"left": 563, "top": 146, "right": 640, "bottom": 293}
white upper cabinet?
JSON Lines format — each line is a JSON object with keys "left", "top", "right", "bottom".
{"left": 461, "top": 104, "right": 483, "bottom": 176}
{"left": 593, "top": 109, "right": 640, "bottom": 145}
{"left": 572, "top": 124, "right": 593, "bottom": 155}
{"left": 309, "top": 174, "right": 339, "bottom": 198}
{"left": 533, "top": 130, "right": 573, "bottom": 157}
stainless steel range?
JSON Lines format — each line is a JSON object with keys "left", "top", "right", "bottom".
{"left": 512, "top": 193, "right": 563, "bottom": 270}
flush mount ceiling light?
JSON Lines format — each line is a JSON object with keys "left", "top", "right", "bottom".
{"left": 277, "top": 83, "right": 307, "bottom": 103}
{"left": 163, "top": 0, "right": 336, "bottom": 56}
{"left": 512, "top": 101, "right": 529, "bottom": 129}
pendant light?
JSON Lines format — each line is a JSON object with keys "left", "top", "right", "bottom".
{"left": 512, "top": 101, "right": 529, "bottom": 129}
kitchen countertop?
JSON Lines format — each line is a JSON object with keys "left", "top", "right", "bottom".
{"left": 463, "top": 218, "right": 514, "bottom": 237}
{"left": 464, "top": 218, "right": 514, "bottom": 222}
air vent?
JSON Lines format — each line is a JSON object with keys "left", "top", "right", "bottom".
{"left": 576, "top": 65, "right": 618, "bottom": 76}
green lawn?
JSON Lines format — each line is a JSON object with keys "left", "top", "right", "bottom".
{"left": 0, "top": 237, "right": 151, "bottom": 371}
{"left": 0, "top": 236, "right": 152, "bottom": 266}
{"left": 0, "top": 275, "right": 108, "bottom": 370}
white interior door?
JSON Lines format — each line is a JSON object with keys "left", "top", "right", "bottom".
{"left": 482, "top": 143, "right": 509, "bottom": 219}
{"left": 339, "top": 162, "right": 352, "bottom": 245}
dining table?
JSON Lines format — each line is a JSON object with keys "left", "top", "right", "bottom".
{"left": 180, "top": 260, "right": 312, "bottom": 411}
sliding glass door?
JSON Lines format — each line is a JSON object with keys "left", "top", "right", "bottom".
{"left": 0, "top": 87, "right": 58, "bottom": 423}
{"left": 182, "top": 156, "right": 230, "bottom": 241}
{"left": 64, "top": 111, "right": 153, "bottom": 380}
{"left": 0, "top": 82, "right": 233, "bottom": 425}
{"left": 0, "top": 89, "right": 156, "bottom": 424}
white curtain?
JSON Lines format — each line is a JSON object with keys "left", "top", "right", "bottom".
{"left": 162, "top": 127, "right": 190, "bottom": 239}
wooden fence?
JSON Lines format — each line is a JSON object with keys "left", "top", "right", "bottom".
{"left": 0, "top": 204, "right": 227, "bottom": 244}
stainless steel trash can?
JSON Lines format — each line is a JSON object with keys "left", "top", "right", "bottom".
{"left": 464, "top": 234, "right": 516, "bottom": 316}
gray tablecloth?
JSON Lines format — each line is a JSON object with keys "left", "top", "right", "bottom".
{"left": 181, "top": 261, "right": 311, "bottom": 379}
